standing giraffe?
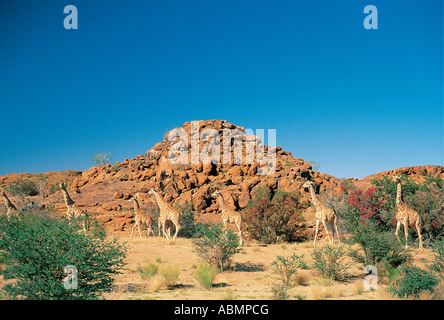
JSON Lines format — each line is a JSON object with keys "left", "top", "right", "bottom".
{"left": 302, "top": 181, "right": 340, "bottom": 247}
{"left": 211, "top": 190, "right": 244, "bottom": 246}
{"left": 129, "top": 193, "right": 155, "bottom": 240}
{"left": 148, "top": 188, "right": 182, "bottom": 242}
{"left": 59, "top": 182, "right": 87, "bottom": 231}
{"left": 392, "top": 175, "right": 423, "bottom": 251}
{"left": 2, "top": 190, "right": 18, "bottom": 218}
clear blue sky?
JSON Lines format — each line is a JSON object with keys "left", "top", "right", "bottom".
{"left": 0, "top": 0, "right": 442, "bottom": 179}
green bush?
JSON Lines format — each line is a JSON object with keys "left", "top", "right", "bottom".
{"left": 7, "top": 179, "right": 39, "bottom": 197}
{"left": 192, "top": 222, "right": 241, "bottom": 271}
{"left": 176, "top": 202, "right": 199, "bottom": 238}
{"left": 370, "top": 174, "right": 444, "bottom": 241}
{"left": 193, "top": 262, "right": 219, "bottom": 290}
{"left": 92, "top": 151, "right": 113, "bottom": 166}
{"left": 0, "top": 209, "right": 127, "bottom": 300}
{"left": 344, "top": 212, "right": 410, "bottom": 268}
{"left": 137, "top": 262, "right": 159, "bottom": 280}
{"left": 243, "top": 187, "right": 306, "bottom": 244}
{"left": 271, "top": 253, "right": 305, "bottom": 286}
{"left": 311, "top": 245, "right": 350, "bottom": 283}
{"left": 431, "top": 238, "right": 444, "bottom": 277}
{"left": 270, "top": 283, "right": 290, "bottom": 300}
{"left": 389, "top": 265, "right": 440, "bottom": 299}
{"left": 158, "top": 264, "right": 180, "bottom": 288}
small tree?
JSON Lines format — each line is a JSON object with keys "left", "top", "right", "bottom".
{"left": 243, "top": 187, "right": 306, "bottom": 244}
{"left": 312, "top": 244, "right": 350, "bottom": 283}
{"left": 92, "top": 151, "right": 113, "bottom": 166}
{"left": 0, "top": 209, "right": 127, "bottom": 300}
{"left": 271, "top": 253, "right": 305, "bottom": 287}
{"left": 192, "top": 223, "right": 241, "bottom": 271}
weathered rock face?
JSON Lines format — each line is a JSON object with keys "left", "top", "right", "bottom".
{"left": 1, "top": 120, "right": 442, "bottom": 234}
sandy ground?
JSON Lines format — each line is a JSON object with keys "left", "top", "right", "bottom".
{"left": 103, "top": 232, "right": 437, "bottom": 300}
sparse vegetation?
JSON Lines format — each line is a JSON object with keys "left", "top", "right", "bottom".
{"left": 138, "top": 262, "right": 159, "bottom": 280}
{"left": 192, "top": 222, "right": 241, "bottom": 271}
{"left": 270, "top": 283, "right": 290, "bottom": 300}
{"left": 158, "top": 264, "right": 180, "bottom": 288}
{"left": 92, "top": 151, "right": 113, "bottom": 166}
{"left": 311, "top": 244, "right": 350, "bottom": 283}
{"left": 193, "top": 262, "right": 219, "bottom": 290}
{"left": 271, "top": 253, "right": 306, "bottom": 287}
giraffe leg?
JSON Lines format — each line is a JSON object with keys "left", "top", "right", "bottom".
{"left": 404, "top": 223, "right": 409, "bottom": 249}
{"left": 172, "top": 221, "right": 181, "bottom": 242}
{"left": 236, "top": 220, "right": 244, "bottom": 246}
{"left": 334, "top": 217, "right": 340, "bottom": 244}
{"left": 162, "top": 220, "right": 170, "bottom": 240}
{"left": 322, "top": 220, "right": 332, "bottom": 245}
{"left": 130, "top": 221, "right": 138, "bottom": 239}
{"left": 395, "top": 221, "right": 401, "bottom": 244}
{"left": 313, "top": 220, "right": 320, "bottom": 248}
{"left": 415, "top": 221, "right": 423, "bottom": 251}
{"left": 138, "top": 222, "right": 143, "bottom": 240}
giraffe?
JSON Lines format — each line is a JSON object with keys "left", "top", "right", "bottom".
{"left": 148, "top": 188, "right": 182, "bottom": 242}
{"left": 211, "top": 190, "right": 244, "bottom": 246}
{"left": 1, "top": 190, "right": 18, "bottom": 218}
{"left": 129, "top": 193, "right": 155, "bottom": 240}
{"left": 59, "top": 182, "right": 87, "bottom": 231}
{"left": 392, "top": 175, "right": 423, "bottom": 251}
{"left": 302, "top": 181, "right": 340, "bottom": 247}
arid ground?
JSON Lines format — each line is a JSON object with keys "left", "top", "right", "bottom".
{"left": 103, "top": 232, "right": 438, "bottom": 300}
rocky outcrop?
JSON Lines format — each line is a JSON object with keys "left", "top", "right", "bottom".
{"left": 1, "top": 120, "right": 442, "bottom": 235}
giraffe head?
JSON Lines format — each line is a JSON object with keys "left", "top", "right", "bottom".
{"left": 301, "top": 181, "right": 313, "bottom": 190}
{"left": 211, "top": 190, "right": 221, "bottom": 198}
{"left": 148, "top": 188, "right": 156, "bottom": 195}
{"left": 129, "top": 192, "right": 140, "bottom": 202}
{"left": 392, "top": 175, "right": 402, "bottom": 184}
{"left": 60, "top": 181, "right": 70, "bottom": 191}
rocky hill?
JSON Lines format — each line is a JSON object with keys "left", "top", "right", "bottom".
{"left": 1, "top": 119, "right": 443, "bottom": 236}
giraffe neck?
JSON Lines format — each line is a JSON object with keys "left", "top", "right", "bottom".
{"left": 61, "top": 186, "right": 75, "bottom": 206}
{"left": 217, "top": 194, "right": 230, "bottom": 212}
{"left": 308, "top": 185, "right": 323, "bottom": 209}
{"left": 396, "top": 183, "right": 403, "bottom": 205}
{"left": 132, "top": 198, "right": 140, "bottom": 214}
{"left": 2, "top": 193, "right": 16, "bottom": 210}
{"left": 153, "top": 191, "right": 169, "bottom": 211}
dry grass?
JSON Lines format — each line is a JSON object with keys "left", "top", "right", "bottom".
{"left": 292, "top": 271, "right": 310, "bottom": 286}
{"left": 150, "top": 275, "right": 166, "bottom": 292}
{"left": 310, "top": 285, "right": 345, "bottom": 299}
{"left": 353, "top": 282, "right": 365, "bottom": 295}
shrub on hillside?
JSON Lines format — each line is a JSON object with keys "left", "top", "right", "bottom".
{"left": 243, "top": 186, "right": 306, "bottom": 244}
{"left": 7, "top": 179, "right": 39, "bottom": 197}
{"left": 0, "top": 209, "right": 127, "bottom": 300}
